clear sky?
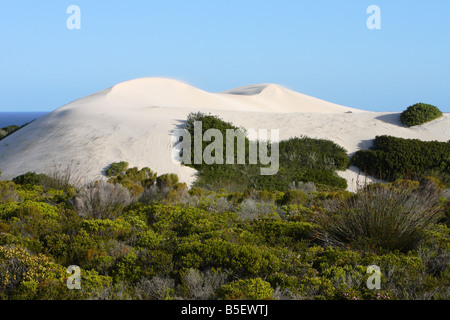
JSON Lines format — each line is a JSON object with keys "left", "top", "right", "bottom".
{"left": 0, "top": 0, "right": 449, "bottom": 112}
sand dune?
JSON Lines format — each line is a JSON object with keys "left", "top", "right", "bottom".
{"left": 0, "top": 77, "right": 449, "bottom": 191}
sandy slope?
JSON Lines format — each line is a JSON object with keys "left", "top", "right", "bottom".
{"left": 0, "top": 77, "right": 449, "bottom": 191}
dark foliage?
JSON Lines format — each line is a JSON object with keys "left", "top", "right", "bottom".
{"left": 183, "top": 112, "right": 349, "bottom": 191}
{"left": 400, "top": 103, "right": 443, "bottom": 127}
{"left": 351, "top": 135, "right": 450, "bottom": 185}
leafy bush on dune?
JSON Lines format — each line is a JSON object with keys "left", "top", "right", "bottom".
{"left": 105, "top": 163, "right": 188, "bottom": 202}
{"left": 183, "top": 112, "right": 349, "bottom": 191}
{"left": 105, "top": 161, "right": 129, "bottom": 177}
{"left": 12, "top": 172, "right": 42, "bottom": 186}
{"left": 12, "top": 166, "right": 77, "bottom": 193}
{"left": 106, "top": 164, "right": 157, "bottom": 195}
{"left": 351, "top": 135, "right": 450, "bottom": 184}
{"left": 156, "top": 173, "right": 179, "bottom": 189}
{"left": 0, "top": 125, "right": 21, "bottom": 141}
{"left": 400, "top": 103, "right": 443, "bottom": 127}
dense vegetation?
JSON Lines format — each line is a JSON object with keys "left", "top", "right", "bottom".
{"left": 182, "top": 112, "right": 349, "bottom": 191}
{"left": 0, "top": 115, "right": 449, "bottom": 301}
{"left": 0, "top": 166, "right": 448, "bottom": 300}
{"left": 351, "top": 135, "right": 450, "bottom": 185}
{"left": 400, "top": 103, "right": 443, "bottom": 127}
{"left": 0, "top": 125, "right": 21, "bottom": 141}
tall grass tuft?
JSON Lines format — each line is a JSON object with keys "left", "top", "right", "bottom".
{"left": 40, "top": 162, "right": 85, "bottom": 192}
{"left": 315, "top": 182, "right": 443, "bottom": 253}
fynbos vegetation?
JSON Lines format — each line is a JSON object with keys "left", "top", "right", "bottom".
{"left": 0, "top": 162, "right": 448, "bottom": 300}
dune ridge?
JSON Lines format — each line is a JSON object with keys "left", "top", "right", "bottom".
{"left": 0, "top": 77, "right": 449, "bottom": 191}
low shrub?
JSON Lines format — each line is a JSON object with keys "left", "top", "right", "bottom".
{"left": 278, "top": 190, "right": 308, "bottom": 206}
{"left": 156, "top": 174, "right": 179, "bottom": 189}
{"left": 351, "top": 135, "right": 450, "bottom": 184}
{"left": 107, "top": 166, "right": 157, "bottom": 195}
{"left": 400, "top": 103, "right": 443, "bottom": 127}
{"left": 0, "top": 181, "right": 21, "bottom": 204}
{"left": 74, "top": 180, "right": 135, "bottom": 219}
{"left": 217, "top": 278, "right": 274, "bottom": 300}
{"left": 180, "top": 269, "right": 227, "bottom": 300}
{"left": 0, "top": 125, "right": 22, "bottom": 141}
{"left": 105, "top": 162, "right": 129, "bottom": 177}
{"left": 12, "top": 172, "right": 42, "bottom": 186}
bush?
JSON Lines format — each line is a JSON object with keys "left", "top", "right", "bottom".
{"left": 238, "top": 199, "right": 277, "bottom": 221}
{"left": 400, "top": 103, "right": 443, "bottom": 127}
{"left": 0, "top": 125, "right": 21, "bottom": 141}
{"left": 279, "top": 190, "right": 308, "bottom": 206}
{"left": 12, "top": 168, "right": 78, "bottom": 194}
{"left": 105, "top": 162, "right": 129, "bottom": 177}
{"left": 74, "top": 180, "right": 135, "bottom": 219}
{"left": 288, "top": 181, "right": 317, "bottom": 194}
{"left": 217, "top": 278, "right": 274, "bottom": 300}
{"left": 134, "top": 276, "right": 175, "bottom": 300}
{"left": 180, "top": 269, "right": 227, "bottom": 300}
{"left": 250, "top": 219, "right": 318, "bottom": 247}
{"left": 0, "top": 246, "right": 67, "bottom": 299}
{"left": 183, "top": 113, "right": 349, "bottom": 191}
{"left": 12, "top": 172, "right": 42, "bottom": 186}
{"left": 156, "top": 174, "right": 179, "bottom": 189}
{"left": 351, "top": 135, "right": 450, "bottom": 184}
{"left": 0, "top": 181, "right": 21, "bottom": 204}
{"left": 0, "top": 200, "right": 59, "bottom": 220}
{"left": 107, "top": 166, "right": 157, "bottom": 196}
{"left": 315, "top": 184, "right": 443, "bottom": 253}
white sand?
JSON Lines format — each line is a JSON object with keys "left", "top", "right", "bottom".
{"left": 0, "top": 77, "right": 449, "bottom": 191}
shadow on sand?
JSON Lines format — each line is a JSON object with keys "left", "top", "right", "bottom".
{"left": 375, "top": 113, "right": 407, "bottom": 127}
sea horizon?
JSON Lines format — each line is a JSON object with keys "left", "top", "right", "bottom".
{"left": 0, "top": 112, "right": 48, "bottom": 127}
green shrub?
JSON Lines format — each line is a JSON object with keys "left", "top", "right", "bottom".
{"left": 156, "top": 173, "right": 179, "bottom": 189}
{"left": 217, "top": 278, "right": 274, "bottom": 300}
{"left": 0, "top": 125, "right": 21, "bottom": 141}
{"left": 12, "top": 172, "right": 42, "bottom": 186}
{"left": 250, "top": 219, "right": 318, "bottom": 247}
{"left": 105, "top": 161, "right": 129, "bottom": 177}
{"left": 0, "top": 181, "right": 21, "bottom": 203}
{"left": 351, "top": 135, "right": 450, "bottom": 184}
{"left": 279, "top": 190, "right": 308, "bottom": 206}
{"left": 107, "top": 166, "right": 158, "bottom": 196}
{"left": 0, "top": 200, "right": 59, "bottom": 220}
{"left": 11, "top": 171, "right": 76, "bottom": 195}
{"left": 400, "top": 103, "right": 443, "bottom": 127}
{"left": 0, "top": 246, "right": 68, "bottom": 299}
{"left": 183, "top": 112, "right": 348, "bottom": 191}
{"left": 81, "top": 218, "right": 133, "bottom": 239}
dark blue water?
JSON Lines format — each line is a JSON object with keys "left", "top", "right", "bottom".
{"left": 0, "top": 112, "right": 48, "bottom": 127}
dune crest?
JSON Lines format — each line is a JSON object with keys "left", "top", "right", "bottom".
{"left": 221, "top": 84, "right": 274, "bottom": 96}
{"left": 0, "top": 77, "right": 448, "bottom": 191}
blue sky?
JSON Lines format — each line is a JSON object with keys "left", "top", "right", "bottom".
{"left": 0, "top": 0, "right": 449, "bottom": 112}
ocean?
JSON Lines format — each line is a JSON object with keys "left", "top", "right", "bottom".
{"left": 0, "top": 112, "right": 48, "bottom": 127}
